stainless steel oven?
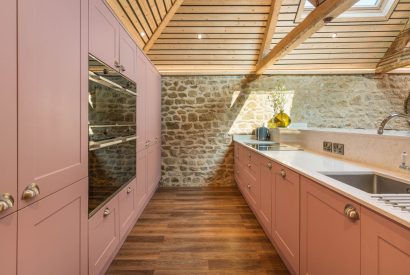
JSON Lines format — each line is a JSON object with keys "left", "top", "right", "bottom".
{"left": 88, "top": 55, "right": 136, "bottom": 216}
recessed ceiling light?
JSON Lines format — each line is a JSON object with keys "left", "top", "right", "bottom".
{"left": 197, "top": 33, "right": 202, "bottom": 39}
{"left": 140, "top": 32, "right": 146, "bottom": 37}
{"left": 331, "top": 33, "right": 337, "bottom": 38}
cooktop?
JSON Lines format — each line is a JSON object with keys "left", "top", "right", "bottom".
{"left": 245, "top": 143, "right": 302, "bottom": 151}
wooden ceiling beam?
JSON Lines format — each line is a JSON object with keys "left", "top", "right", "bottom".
{"left": 307, "top": 0, "right": 326, "bottom": 7}
{"left": 254, "top": 0, "right": 359, "bottom": 75}
{"left": 258, "top": 0, "right": 282, "bottom": 62}
{"left": 376, "top": 19, "right": 410, "bottom": 73}
{"left": 143, "top": 0, "right": 184, "bottom": 53}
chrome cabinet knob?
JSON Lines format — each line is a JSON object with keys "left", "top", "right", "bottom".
{"left": 120, "top": 65, "right": 125, "bottom": 72}
{"left": 267, "top": 163, "right": 272, "bottom": 169}
{"left": 248, "top": 164, "right": 251, "bottom": 168}
{"left": 280, "top": 169, "right": 286, "bottom": 178}
{"left": 247, "top": 184, "right": 251, "bottom": 189}
{"left": 344, "top": 204, "right": 359, "bottom": 221}
{"left": 114, "top": 60, "right": 120, "bottom": 68}
{"left": 127, "top": 186, "right": 132, "bottom": 194}
{"left": 22, "top": 183, "right": 40, "bottom": 201}
{"left": 0, "top": 193, "right": 14, "bottom": 213}
{"left": 103, "top": 208, "right": 111, "bottom": 217}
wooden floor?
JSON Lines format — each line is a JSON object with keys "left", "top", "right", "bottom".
{"left": 107, "top": 186, "right": 289, "bottom": 275}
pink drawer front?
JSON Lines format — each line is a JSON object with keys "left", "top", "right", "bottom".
{"left": 119, "top": 179, "right": 137, "bottom": 240}
{"left": 89, "top": 195, "right": 119, "bottom": 275}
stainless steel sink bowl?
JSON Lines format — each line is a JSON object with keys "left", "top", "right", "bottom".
{"left": 320, "top": 173, "right": 410, "bottom": 194}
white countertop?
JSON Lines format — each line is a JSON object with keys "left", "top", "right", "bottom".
{"left": 233, "top": 135, "right": 410, "bottom": 228}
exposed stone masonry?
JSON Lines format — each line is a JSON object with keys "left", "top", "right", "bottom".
{"left": 161, "top": 74, "right": 410, "bottom": 187}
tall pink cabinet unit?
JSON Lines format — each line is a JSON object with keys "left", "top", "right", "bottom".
{"left": 88, "top": 0, "right": 162, "bottom": 274}
{"left": 0, "top": 0, "right": 89, "bottom": 274}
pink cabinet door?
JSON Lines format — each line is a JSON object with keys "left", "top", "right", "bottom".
{"left": 155, "top": 72, "right": 162, "bottom": 142}
{"left": 89, "top": 0, "right": 119, "bottom": 69}
{"left": 361, "top": 208, "right": 410, "bottom": 275}
{"left": 0, "top": 0, "right": 18, "bottom": 217}
{"left": 258, "top": 157, "right": 272, "bottom": 235}
{"left": 119, "top": 28, "right": 137, "bottom": 82}
{"left": 89, "top": 195, "right": 120, "bottom": 275}
{"left": 272, "top": 164, "right": 300, "bottom": 274}
{"left": 18, "top": 179, "right": 88, "bottom": 275}
{"left": 147, "top": 144, "right": 157, "bottom": 194}
{"left": 0, "top": 213, "right": 17, "bottom": 275}
{"left": 136, "top": 149, "right": 148, "bottom": 211}
{"left": 300, "top": 177, "right": 361, "bottom": 275}
{"left": 119, "top": 179, "right": 137, "bottom": 240}
{"left": 18, "top": 0, "right": 88, "bottom": 209}
{"left": 136, "top": 49, "right": 147, "bottom": 152}
{"left": 146, "top": 63, "right": 159, "bottom": 144}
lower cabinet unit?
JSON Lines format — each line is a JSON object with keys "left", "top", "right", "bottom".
{"left": 361, "top": 207, "right": 410, "bottom": 275}
{"left": 258, "top": 156, "right": 272, "bottom": 235}
{"left": 272, "top": 164, "right": 300, "bottom": 274}
{"left": 119, "top": 180, "right": 137, "bottom": 240}
{"left": 18, "top": 179, "right": 88, "bottom": 275}
{"left": 89, "top": 195, "right": 120, "bottom": 275}
{"left": 0, "top": 213, "right": 17, "bottom": 275}
{"left": 300, "top": 176, "right": 361, "bottom": 275}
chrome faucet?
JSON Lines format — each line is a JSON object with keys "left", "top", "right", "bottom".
{"left": 377, "top": 112, "right": 410, "bottom": 135}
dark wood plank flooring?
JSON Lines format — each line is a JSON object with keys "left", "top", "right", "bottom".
{"left": 107, "top": 186, "right": 289, "bottom": 275}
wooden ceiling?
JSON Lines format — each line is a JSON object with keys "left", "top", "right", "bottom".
{"left": 107, "top": 0, "right": 410, "bottom": 75}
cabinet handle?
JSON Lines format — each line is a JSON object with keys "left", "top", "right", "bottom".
{"left": 344, "top": 204, "right": 359, "bottom": 221}
{"left": 120, "top": 65, "right": 126, "bottom": 72}
{"left": 247, "top": 184, "right": 251, "bottom": 189}
{"left": 127, "top": 187, "right": 132, "bottom": 194}
{"left": 22, "top": 183, "right": 40, "bottom": 201}
{"left": 0, "top": 193, "right": 14, "bottom": 213}
{"left": 103, "top": 208, "right": 111, "bottom": 217}
{"left": 280, "top": 169, "right": 286, "bottom": 178}
{"left": 114, "top": 60, "right": 120, "bottom": 68}
{"left": 267, "top": 163, "right": 272, "bottom": 169}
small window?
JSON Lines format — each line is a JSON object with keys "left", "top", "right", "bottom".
{"left": 297, "top": 0, "right": 398, "bottom": 22}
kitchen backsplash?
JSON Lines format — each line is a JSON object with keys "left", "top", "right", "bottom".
{"left": 161, "top": 74, "right": 410, "bottom": 187}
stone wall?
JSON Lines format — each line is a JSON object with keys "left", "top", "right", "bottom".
{"left": 161, "top": 74, "right": 410, "bottom": 187}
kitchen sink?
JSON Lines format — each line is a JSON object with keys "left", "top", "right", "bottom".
{"left": 320, "top": 173, "right": 410, "bottom": 194}
{"left": 245, "top": 142, "right": 302, "bottom": 151}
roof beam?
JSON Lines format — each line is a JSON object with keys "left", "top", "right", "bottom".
{"left": 376, "top": 19, "right": 410, "bottom": 73}
{"left": 143, "top": 0, "right": 184, "bottom": 53}
{"left": 255, "top": 0, "right": 359, "bottom": 75}
{"left": 307, "top": 0, "right": 326, "bottom": 7}
{"left": 258, "top": 0, "right": 282, "bottom": 62}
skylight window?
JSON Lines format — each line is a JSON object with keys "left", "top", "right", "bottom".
{"left": 297, "top": 0, "right": 398, "bottom": 22}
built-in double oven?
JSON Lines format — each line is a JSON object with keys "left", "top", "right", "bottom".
{"left": 88, "top": 55, "right": 136, "bottom": 216}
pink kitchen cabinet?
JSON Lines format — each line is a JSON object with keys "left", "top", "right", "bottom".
{"left": 136, "top": 149, "right": 148, "bottom": 211}
{"left": 147, "top": 63, "right": 161, "bottom": 145}
{"left": 119, "top": 179, "right": 137, "bottom": 240}
{"left": 300, "top": 176, "right": 361, "bottom": 275}
{"left": 89, "top": 194, "right": 120, "bottom": 275}
{"left": 89, "top": 0, "right": 120, "bottom": 70}
{"left": 18, "top": 0, "right": 88, "bottom": 208}
{"left": 0, "top": 0, "right": 18, "bottom": 218}
{"left": 147, "top": 143, "right": 160, "bottom": 194}
{"left": 18, "top": 179, "right": 88, "bottom": 275}
{"left": 361, "top": 207, "right": 410, "bottom": 275}
{"left": 119, "top": 28, "right": 138, "bottom": 82}
{"left": 0, "top": 213, "right": 17, "bottom": 275}
{"left": 258, "top": 156, "right": 272, "bottom": 235}
{"left": 272, "top": 164, "right": 300, "bottom": 274}
{"left": 137, "top": 49, "right": 148, "bottom": 152}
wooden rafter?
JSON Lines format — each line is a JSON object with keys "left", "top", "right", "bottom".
{"left": 376, "top": 19, "right": 410, "bottom": 73}
{"left": 307, "top": 0, "right": 326, "bottom": 7}
{"left": 143, "top": 0, "right": 184, "bottom": 53}
{"left": 255, "top": 0, "right": 359, "bottom": 75}
{"left": 258, "top": 0, "right": 282, "bottom": 62}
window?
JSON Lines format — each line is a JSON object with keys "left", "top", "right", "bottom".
{"left": 297, "top": 0, "right": 398, "bottom": 22}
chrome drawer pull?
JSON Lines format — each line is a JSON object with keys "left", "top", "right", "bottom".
{"left": 103, "top": 208, "right": 111, "bottom": 217}
{"left": 127, "top": 187, "right": 132, "bottom": 194}
{"left": 344, "top": 204, "right": 359, "bottom": 221}
{"left": 267, "top": 163, "right": 272, "bottom": 169}
{"left": 280, "top": 169, "right": 286, "bottom": 178}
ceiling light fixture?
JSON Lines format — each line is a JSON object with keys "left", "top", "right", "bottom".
{"left": 331, "top": 33, "right": 337, "bottom": 38}
{"left": 140, "top": 32, "right": 146, "bottom": 37}
{"left": 197, "top": 33, "right": 202, "bottom": 39}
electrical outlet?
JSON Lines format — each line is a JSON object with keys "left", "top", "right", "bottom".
{"left": 323, "top": 141, "right": 333, "bottom": 152}
{"left": 333, "top": 143, "right": 344, "bottom": 155}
